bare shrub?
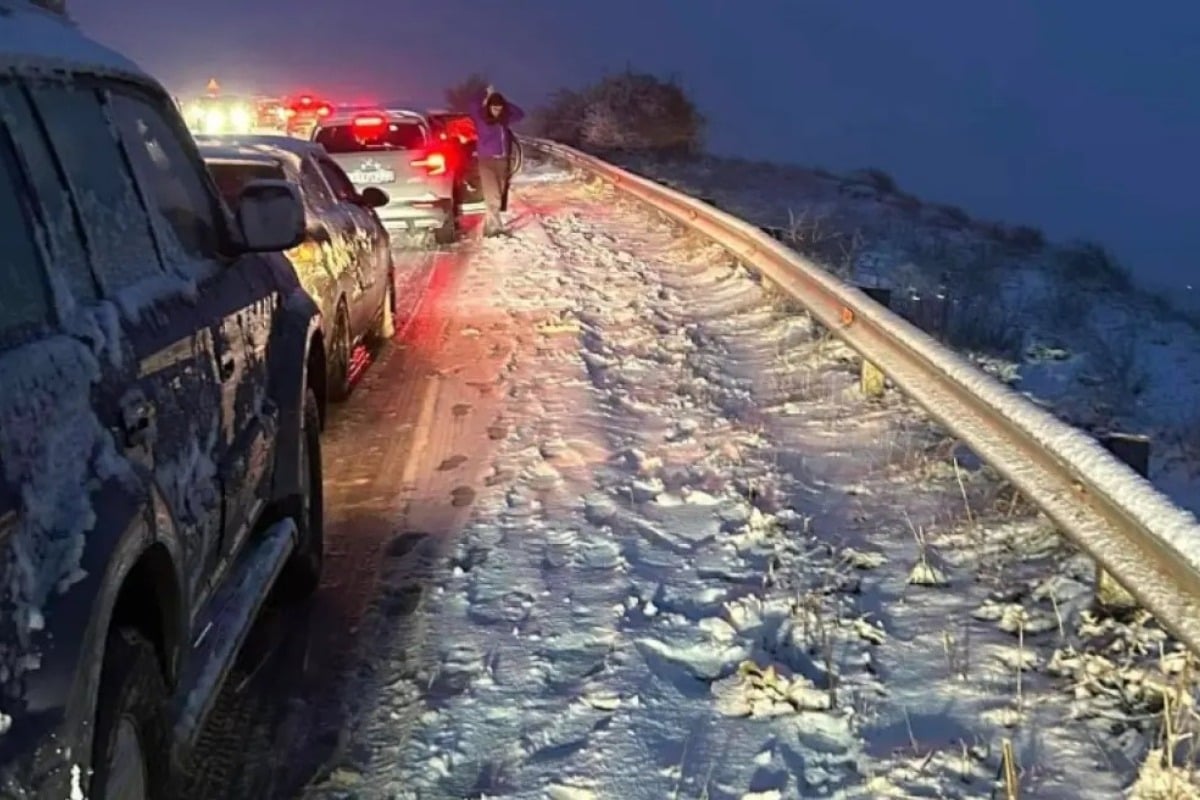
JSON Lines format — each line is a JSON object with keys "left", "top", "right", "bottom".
{"left": 939, "top": 248, "right": 1026, "bottom": 359}
{"left": 935, "top": 204, "right": 972, "bottom": 227}
{"left": 1084, "top": 318, "right": 1149, "bottom": 413}
{"left": 443, "top": 73, "right": 490, "bottom": 113}
{"left": 983, "top": 223, "right": 1046, "bottom": 254}
{"left": 1055, "top": 241, "right": 1132, "bottom": 290}
{"left": 531, "top": 71, "right": 705, "bottom": 156}
{"left": 846, "top": 167, "right": 899, "bottom": 194}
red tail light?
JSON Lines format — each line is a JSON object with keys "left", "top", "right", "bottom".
{"left": 317, "top": 103, "right": 332, "bottom": 117}
{"left": 299, "top": 95, "right": 313, "bottom": 106}
{"left": 411, "top": 151, "right": 447, "bottom": 176}
{"left": 352, "top": 113, "right": 387, "bottom": 140}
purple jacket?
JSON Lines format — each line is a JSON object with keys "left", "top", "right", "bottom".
{"left": 468, "top": 90, "right": 525, "bottom": 159}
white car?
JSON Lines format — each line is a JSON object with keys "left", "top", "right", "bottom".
{"left": 312, "top": 108, "right": 459, "bottom": 245}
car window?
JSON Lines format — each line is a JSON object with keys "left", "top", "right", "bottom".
{"left": 0, "top": 135, "right": 52, "bottom": 337}
{"left": 0, "top": 83, "right": 95, "bottom": 305}
{"left": 107, "top": 88, "right": 222, "bottom": 268}
{"left": 315, "top": 157, "right": 358, "bottom": 203}
{"left": 28, "top": 83, "right": 162, "bottom": 293}
{"left": 299, "top": 158, "right": 334, "bottom": 209}
{"left": 206, "top": 160, "right": 285, "bottom": 208}
{"left": 314, "top": 121, "right": 426, "bottom": 153}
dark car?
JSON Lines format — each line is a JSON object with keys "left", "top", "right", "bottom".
{"left": 425, "top": 109, "right": 486, "bottom": 217}
{"left": 198, "top": 134, "right": 398, "bottom": 401}
{"left": 0, "top": 5, "right": 327, "bottom": 798}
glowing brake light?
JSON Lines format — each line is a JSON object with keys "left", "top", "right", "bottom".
{"left": 353, "top": 114, "right": 386, "bottom": 128}
{"left": 317, "top": 103, "right": 332, "bottom": 117}
{"left": 299, "top": 95, "right": 313, "bottom": 106}
{"left": 411, "top": 151, "right": 447, "bottom": 176}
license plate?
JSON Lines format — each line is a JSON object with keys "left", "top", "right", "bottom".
{"left": 348, "top": 169, "right": 396, "bottom": 185}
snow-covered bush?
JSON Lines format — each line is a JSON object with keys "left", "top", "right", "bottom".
{"left": 532, "top": 71, "right": 705, "bottom": 155}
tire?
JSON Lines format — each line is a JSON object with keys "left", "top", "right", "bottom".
{"left": 275, "top": 387, "right": 324, "bottom": 600}
{"left": 90, "top": 628, "right": 173, "bottom": 800}
{"left": 327, "top": 305, "right": 352, "bottom": 403}
{"left": 433, "top": 211, "right": 457, "bottom": 246}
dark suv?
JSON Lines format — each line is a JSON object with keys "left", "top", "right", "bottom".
{"left": 425, "top": 109, "right": 486, "bottom": 216}
{"left": 0, "top": 4, "right": 327, "bottom": 798}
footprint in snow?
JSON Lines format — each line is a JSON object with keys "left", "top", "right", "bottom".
{"left": 452, "top": 402, "right": 471, "bottom": 418}
{"left": 383, "top": 532, "right": 430, "bottom": 559}
{"left": 438, "top": 454, "right": 467, "bottom": 471}
{"left": 451, "top": 486, "right": 476, "bottom": 507}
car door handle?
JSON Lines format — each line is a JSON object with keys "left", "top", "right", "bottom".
{"left": 219, "top": 353, "right": 237, "bottom": 381}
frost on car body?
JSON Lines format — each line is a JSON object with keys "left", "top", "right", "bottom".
{"left": 0, "top": 337, "right": 130, "bottom": 684}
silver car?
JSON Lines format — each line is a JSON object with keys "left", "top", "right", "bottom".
{"left": 197, "top": 134, "right": 397, "bottom": 401}
{"left": 311, "top": 108, "right": 458, "bottom": 245}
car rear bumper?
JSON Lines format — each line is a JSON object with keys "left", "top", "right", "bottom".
{"left": 377, "top": 200, "right": 451, "bottom": 233}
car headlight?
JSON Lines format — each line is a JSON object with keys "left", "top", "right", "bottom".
{"left": 185, "top": 103, "right": 205, "bottom": 126}
{"left": 230, "top": 105, "right": 252, "bottom": 131}
{"left": 204, "top": 108, "right": 225, "bottom": 133}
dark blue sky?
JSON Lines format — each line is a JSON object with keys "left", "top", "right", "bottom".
{"left": 75, "top": 0, "right": 1199, "bottom": 302}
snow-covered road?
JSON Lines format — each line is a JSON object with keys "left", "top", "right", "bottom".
{"left": 272, "top": 160, "right": 1194, "bottom": 800}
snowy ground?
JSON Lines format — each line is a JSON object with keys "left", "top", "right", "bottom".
{"left": 296, "top": 159, "right": 1200, "bottom": 799}
{"left": 599, "top": 152, "right": 1200, "bottom": 520}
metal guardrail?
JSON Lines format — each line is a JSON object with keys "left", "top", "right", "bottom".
{"left": 524, "top": 137, "right": 1200, "bottom": 654}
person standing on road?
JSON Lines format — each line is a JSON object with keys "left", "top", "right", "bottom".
{"left": 468, "top": 85, "right": 524, "bottom": 237}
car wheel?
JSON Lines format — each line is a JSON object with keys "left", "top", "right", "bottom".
{"left": 433, "top": 213, "right": 457, "bottom": 246}
{"left": 275, "top": 387, "right": 324, "bottom": 600}
{"left": 90, "top": 628, "right": 173, "bottom": 800}
{"left": 327, "top": 306, "right": 353, "bottom": 402}
{"left": 451, "top": 181, "right": 464, "bottom": 219}
{"left": 371, "top": 268, "right": 396, "bottom": 342}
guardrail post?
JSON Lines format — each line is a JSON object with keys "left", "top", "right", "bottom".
{"left": 1094, "top": 432, "right": 1151, "bottom": 614}
{"left": 857, "top": 286, "right": 892, "bottom": 398}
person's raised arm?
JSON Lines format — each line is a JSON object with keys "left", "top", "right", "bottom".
{"left": 464, "top": 85, "right": 492, "bottom": 123}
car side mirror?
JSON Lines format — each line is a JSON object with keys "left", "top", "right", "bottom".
{"left": 358, "top": 186, "right": 389, "bottom": 209}
{"left": 234, "top": 179, "right": 305, "bottom": 252}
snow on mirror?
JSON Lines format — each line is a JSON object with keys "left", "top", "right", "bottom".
{"left": 234, "top": 179, "right": 304, "bottom": 253}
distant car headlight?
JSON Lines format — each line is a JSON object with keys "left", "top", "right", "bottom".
{"left": 204, "top": 108, "right": 225, "bottom": 133}
{"left": 185, "top": 102, "right": 205, "bottom": 126}
{"left": 229, "top": 104, "right": 253, "bottom": 131}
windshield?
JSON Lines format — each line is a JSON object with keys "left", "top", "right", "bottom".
{"left": 314, "top": 122, "right": 426, "bottom": 153}
{"left": 206, "top": 160, "right": 285, "bottom": 206}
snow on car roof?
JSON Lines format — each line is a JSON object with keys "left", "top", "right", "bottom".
{"left": 196, "top": 143, "right": 282, "bottom": 168}
{"left": 0, "top": 0, "right": 145, "bottom": 78}
{"left": 194, "top": 134, "right": 327, "bottom": 167}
